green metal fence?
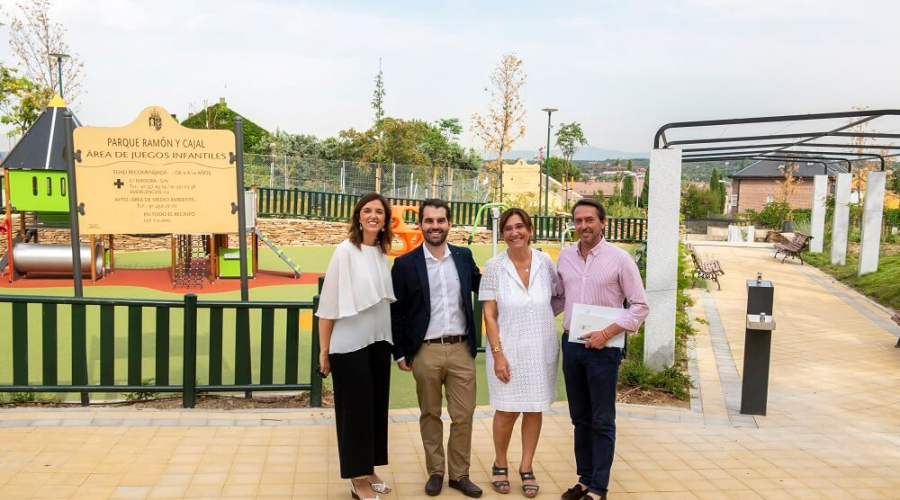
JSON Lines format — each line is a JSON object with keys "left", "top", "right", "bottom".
{"left": 0, "top": 294, "right": 323, "bottom": 408}
{"left": 253, "top": 188, "right": 648, "bottom": 243}
{"left": 254, "top": 187, "right": 488, "bottom": 226}
{"left": 532, "top": 215, "right": 647, "bottom": 243}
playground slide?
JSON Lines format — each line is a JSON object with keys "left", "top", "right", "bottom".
{"left": 254, "top": 228, "right": 302, "bottom": 278}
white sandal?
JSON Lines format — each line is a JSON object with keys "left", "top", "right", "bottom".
{"left": 350, "top": 480, "right": 382, "bottom": 500}
{"left": 369, "top": 480, "right": 392, "bottom": 494}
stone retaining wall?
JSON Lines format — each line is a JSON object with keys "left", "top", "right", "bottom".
{"left": 0, "top": 218, "right": 500, "bottom": 255}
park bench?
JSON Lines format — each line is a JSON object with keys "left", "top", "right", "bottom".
{"left": 688, "top": 244, "right": 724, "bottom": 290}
{"left": 773, "top": 232, "right": 813, "bottom": 265}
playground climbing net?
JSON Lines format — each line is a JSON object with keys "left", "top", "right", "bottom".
{"left": 173, "top": 234, "right": 208, "bottom": 289}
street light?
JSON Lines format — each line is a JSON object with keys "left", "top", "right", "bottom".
{"left": 603, "top": 170, "right": 639, "bottom": 207}
{"left": 541, "top": 108, "right": 557, "bottom": 216}
{"left": 48, "top": 53, "right": 69, "bottom": 98}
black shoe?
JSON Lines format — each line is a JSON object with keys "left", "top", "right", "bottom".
{"left": 561, "top": 483, "right": 589, "bottom": 500}
{"left": 448, "top": 476, "right": 482, "bottom": 498}
{"left": 425, "top": 474, "right": 443, "bottom": 496}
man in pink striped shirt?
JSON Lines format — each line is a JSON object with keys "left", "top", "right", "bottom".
{"left": 552, "top": 198, "right": 649, "bottom": 500}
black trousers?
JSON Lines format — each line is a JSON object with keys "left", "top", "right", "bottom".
{"left": 329, "top": 340, "right": 392, "bottom": 478}
{"left": 562, "top": 334, "right": 623, "bottom": 497}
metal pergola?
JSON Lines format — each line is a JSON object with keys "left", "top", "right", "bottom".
{"left": 654, "top": 109, "right": 900, "bottom": 173}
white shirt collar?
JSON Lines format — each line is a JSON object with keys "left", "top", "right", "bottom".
{"left": 423, "top": 244, "right": 451, "bottom": 262}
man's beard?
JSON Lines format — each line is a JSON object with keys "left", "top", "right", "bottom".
{"left": 424, "top": 228, "right": 448, "bottom": 246}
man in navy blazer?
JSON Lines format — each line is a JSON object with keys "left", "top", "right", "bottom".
{"left": 391, "top": 199, "right": 483, "bottom": 498}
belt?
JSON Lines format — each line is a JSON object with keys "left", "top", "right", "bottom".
{"left": 423, "top": 335, "right": 466, "bottom": 345}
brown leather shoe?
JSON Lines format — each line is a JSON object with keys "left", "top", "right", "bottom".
{"left": 449, "top": 476, "right": 482, "bottom": 498}
{"left": 425, "top": 474, "right": 443, "bottom": 496}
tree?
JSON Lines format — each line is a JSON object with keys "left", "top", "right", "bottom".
{"left": 775, "top": 162, "right": 803, "bottom": 220}
{"left": 371, "top": 60, "right": 386, "bottom": 164}
{"left": 7, "top": 0, "right": 85, "bottom": 105}
{"left": 372, "top": 61, "right": 386, "bottom": 126}
{"left": 0, "top": 65, "right": 53, "bottom": 136}
{"left": 181, "top": 99, "right": 270, "bottom": 152}
{"left": 471, "top": 53, "right": 527, "bottom": 199}
{"left": 555, "top": 122, "right": 588, "bottom": 209}
{"left": 709, "top": 168, "right": 723, "bottom": 214}
{"left": 621, "top": 174, "right": 635, "bottom": 206}
{"left": 640, "top": 167, "right": 650, "bottom": 208}
{"left": 547, "top": 157, "right": 582, "bottom": 183}
{"left": 681, "top": 185, "right": 719, "bottom": 219}
{"left": 888, "top": 167, "right": 900, "bottom": 194}
{"left": 337, "top": 117, "right": 481, "bottom": 171}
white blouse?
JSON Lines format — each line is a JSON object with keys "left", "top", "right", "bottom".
{"left": 315, "top": 240, "right": 396, "bottom": 354}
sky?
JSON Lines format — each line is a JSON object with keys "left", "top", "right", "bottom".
{"left": 2, "top": 0, "right": 900, "bottom": 156}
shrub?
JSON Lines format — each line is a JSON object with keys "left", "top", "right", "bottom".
{"left": 618, "top": 241, "right": 696, "bottom": 400}
{"left": 885, "top": 208, "right": 900, "bottom": 228}
{"left": 743, "top": 201, "right": 791, "bottom": 229}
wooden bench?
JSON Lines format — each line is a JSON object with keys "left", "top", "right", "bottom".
{"left": 892, "top": 312, "right": 900, "bottom": 348}
{"left": 688, "top": 244, "right": 724, "bottom": 290}
{"left": 773, "top": 232, "right": 813, "bottom": 264}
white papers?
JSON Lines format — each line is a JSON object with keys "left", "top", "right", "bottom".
{"left": 570, "top": 303, "right": 627, "bottom": 348}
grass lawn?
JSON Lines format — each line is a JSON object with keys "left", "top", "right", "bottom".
{"left": 0, "top": 242, "right": 639, "bottom": 408}
{"left": 803, "top": 243, "right": 900, "bottom": 311}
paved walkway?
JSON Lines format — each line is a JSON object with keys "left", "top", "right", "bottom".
{"left": 1, "top": 245, "right": 899, "bottom": 499}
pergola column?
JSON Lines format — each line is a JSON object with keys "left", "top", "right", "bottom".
{"left": 643, "top": 149, "right": 681, "bottom": 371}
{"left": 809, "top": 174, "right": 827, "bottom": 253}
{"left": 830, "top": 173, "right": 851, "bottom": 266}
{"left": 858, "top": 171, "right": 886, "bottom": 276}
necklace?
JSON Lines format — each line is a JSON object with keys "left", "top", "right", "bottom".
{"left": 512, "top": 255, "right": 531, "bottom": 273}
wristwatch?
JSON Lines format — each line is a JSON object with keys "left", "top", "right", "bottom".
{"left": 491, "top": 344, "right": 502, "bottom": 353}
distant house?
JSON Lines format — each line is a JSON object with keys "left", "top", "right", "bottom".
{"left": 572, "top": 177, "right": 645, "bottom": 200}
{"left": 729, "top": 160, "right": 846, "bottom": 216}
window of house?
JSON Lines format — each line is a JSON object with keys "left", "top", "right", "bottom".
{"left": 766, "top": 195, "right": 774, "bottom": 203}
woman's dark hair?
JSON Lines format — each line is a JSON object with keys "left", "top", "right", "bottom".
{"left": 348, "top": 192, "right": 393, "bottom": 254}
{"left": 499, "top": 207, "right": 533, "bottom": 245}
{"left": 571, "top": 198, "right": 606, "bottom": 220}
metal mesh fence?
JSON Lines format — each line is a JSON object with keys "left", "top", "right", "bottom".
{"left": 243, "top": 154, "right": 494, "bottom": 202}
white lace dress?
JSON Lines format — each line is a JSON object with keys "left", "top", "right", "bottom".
{"left": 479, "top": 249, "right": 559, "bottom": 412}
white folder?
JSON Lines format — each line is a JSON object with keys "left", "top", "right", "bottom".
{"left": 570, "top": 303, "right": 627, "bottom": 348}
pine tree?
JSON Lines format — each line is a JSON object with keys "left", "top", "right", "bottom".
{"left": 640, "top": 167, "right": 650, "bottom": 208}
{"left": 622, "top": 175, "right": 635, "bottom": 206}
{"left": 709, "top": 168, "right": 723, "bottom": 214}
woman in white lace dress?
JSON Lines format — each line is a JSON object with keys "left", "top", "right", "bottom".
{"left": 479, "top": 208, "right": 559, "bottom": 498}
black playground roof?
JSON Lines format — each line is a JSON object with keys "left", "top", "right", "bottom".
{"left": 1, "top": 95, "right": 82, "bottom": 171}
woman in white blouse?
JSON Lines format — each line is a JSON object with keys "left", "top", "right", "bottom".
{"left": 479, "top": 208, "right": 559, "bottom": 499}
{"left": 316, "top": 193, "right": 396, "bottom": 500}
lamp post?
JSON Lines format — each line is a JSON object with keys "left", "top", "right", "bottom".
{"left": 48, "top": 53, "right": 69, "bottom": 98}
{"left": 604, "top": 170, "right": 638, "bottom": 206}
{"left": 541, "top": 108, "right": 557, "bottom": 216}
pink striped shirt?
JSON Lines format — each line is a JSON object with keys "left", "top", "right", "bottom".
{"left": 552, "top": 238, "right": 649, "bottom": 333}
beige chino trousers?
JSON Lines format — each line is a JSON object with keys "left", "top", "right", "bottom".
{"left": 411, "top": 340, "right": 477, "bottom": 480}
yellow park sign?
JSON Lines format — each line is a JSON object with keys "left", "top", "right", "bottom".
{"left": 74, "top": 106, "right": 238, "bottom": 235}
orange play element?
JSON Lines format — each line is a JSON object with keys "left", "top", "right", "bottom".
{"left": 389, "top": 205, "right": 424, "bottom": 256}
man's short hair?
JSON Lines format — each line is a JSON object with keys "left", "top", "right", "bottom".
{"left": 419, "top": 198, "right": 452, "bottom": 222}
{"left": 571, "top": 198, "right": 606, "bottom": 220}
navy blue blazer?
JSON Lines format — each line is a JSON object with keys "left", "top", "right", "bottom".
{"left": 390, "top": 243, "right": 481, "bottom": 362}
